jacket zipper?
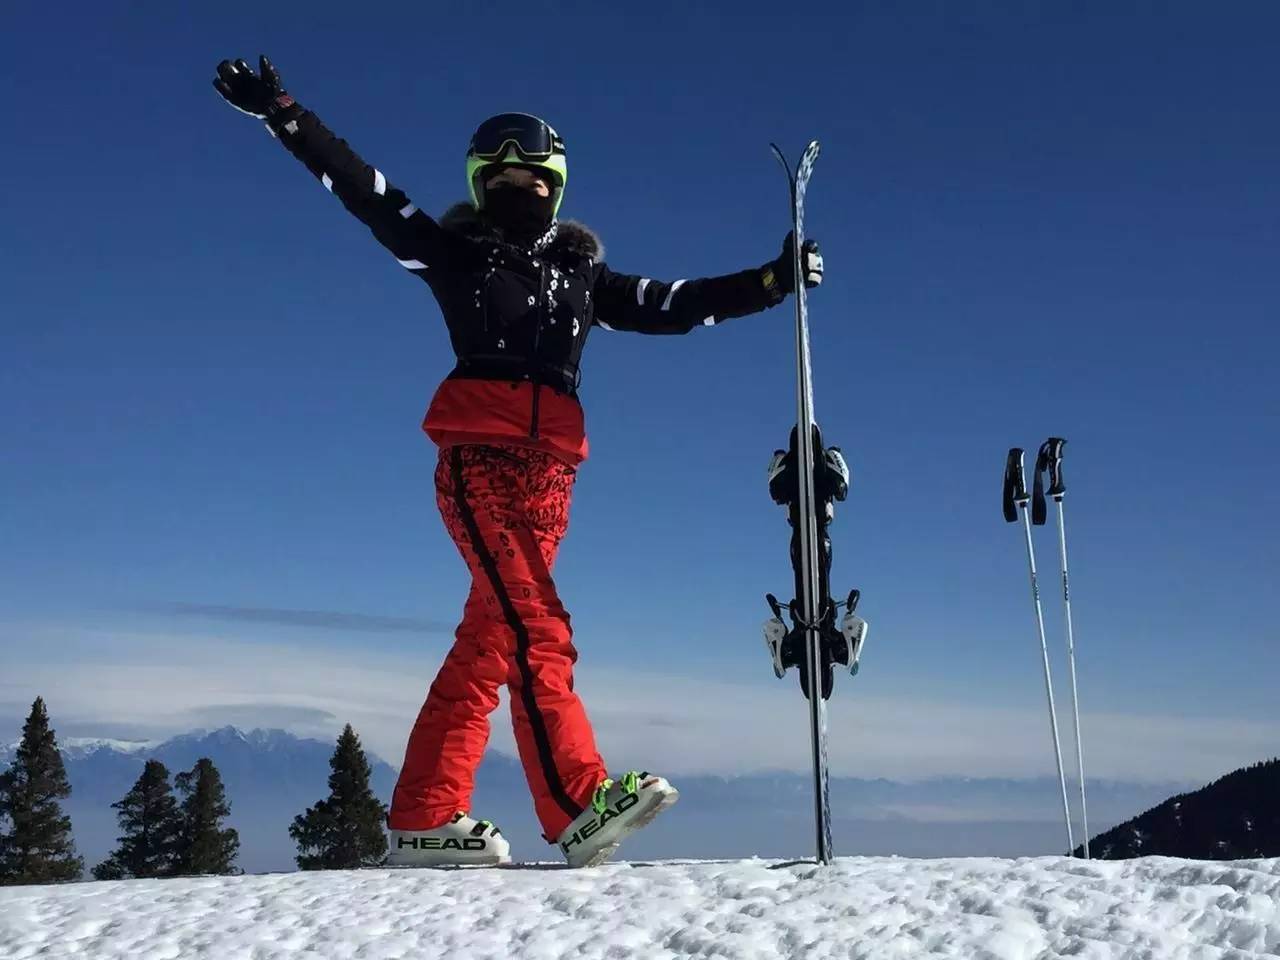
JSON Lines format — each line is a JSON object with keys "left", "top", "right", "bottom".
{"left": 529, "top": 263, "right": 547, "bottom": 440}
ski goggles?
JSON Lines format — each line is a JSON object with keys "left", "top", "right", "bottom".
{"left": 468, "top": 113, "right": 565, "bottom": 163}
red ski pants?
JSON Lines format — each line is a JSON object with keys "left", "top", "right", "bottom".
{"left": 389, "top": 444, "right": 606, "bottom": 841}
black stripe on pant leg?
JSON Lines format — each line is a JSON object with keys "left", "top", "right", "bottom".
{"left": 450, "top": 447, "right": 581, "bottom": 822}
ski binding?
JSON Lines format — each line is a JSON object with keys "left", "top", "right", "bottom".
{"left": 840, "top": 603, "right": 868, "bottom": 677}
{"left": 762, "top": 421, "right": 868, "bottom": 698}
{"left": 764, "top": 601, "right": 789, "bottom": 679}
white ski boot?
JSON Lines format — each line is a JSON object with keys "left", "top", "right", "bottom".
{"left": 387, "top": 812, "right": 511, "bottom": 867}
{"left": 556, "top": 771, "right": 679, "bottom": 868}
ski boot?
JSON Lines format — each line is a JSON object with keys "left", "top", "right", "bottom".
{"left": 387, "top": 812, "right": 511, "bottom": 867}
{"left": 556, "top": 771, "right": 679, "bottom": 868}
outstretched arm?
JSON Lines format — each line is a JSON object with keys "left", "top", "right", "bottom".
{"left": 591, "top": 233, "right": 823, "bottom": 334}
{"left": 213, "top": 57, "right": 444, "bottom": 279}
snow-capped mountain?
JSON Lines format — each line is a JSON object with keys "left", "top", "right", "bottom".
{"left": 0, "top": 735, "right": 158, "bottom": 763}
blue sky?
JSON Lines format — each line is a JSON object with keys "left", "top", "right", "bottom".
{"left": 3, "top": 3, "right": 1277, "bottom": 783}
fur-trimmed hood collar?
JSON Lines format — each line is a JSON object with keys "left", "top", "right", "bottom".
{"left": 440, "top": 202, "right": 604, "bottom": 261}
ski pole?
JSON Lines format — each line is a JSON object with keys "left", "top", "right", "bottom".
{"left": 1004, "top": 448, "right": 1075, "bottom": 855}
{"left": 1034, "top": 438, "right": 1089, "bottom": 857}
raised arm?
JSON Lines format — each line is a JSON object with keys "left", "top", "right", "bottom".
{"left": 591, "top": 233, "right": 824, "bottom": 334}
{"left": 213, "top": 56, "right": 444, "bottom": 278}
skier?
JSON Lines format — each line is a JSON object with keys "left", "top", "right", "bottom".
{"left": 213, "top": 56, "right": 824, "bottom": 867}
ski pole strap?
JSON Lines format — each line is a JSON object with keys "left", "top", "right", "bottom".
{"left": 1032, "top": 437, "right": 1067, "bottom": 525}
{"left": 1003, "top": 448, "right": 1029, "bottom": 523}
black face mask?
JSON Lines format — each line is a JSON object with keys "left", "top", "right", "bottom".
{"left": 483, "top": 184, "right": 555, "bottom": 242}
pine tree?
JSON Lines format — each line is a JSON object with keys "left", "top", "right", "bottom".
{"left": 0, "top": 697, "right": 83, "bottom": 884}
{"left": 173, "top": 758, "right": 240, "bottom": 876}
{"left": 93, "top": 759, "right": 181, "bottom": 880}
{"left": 289, "top": 724, "right": 387, "bottom": 869}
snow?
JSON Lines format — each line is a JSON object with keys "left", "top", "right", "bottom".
{"left": 0, "top": 736, "right": 159, "bottom": 762}
{"left": 58, "top": 737, "right": 160, "bottom": 759}
{"left": 2, "top": 856, "right": 1277, "bottom": 959}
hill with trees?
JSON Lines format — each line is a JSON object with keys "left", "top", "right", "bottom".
{"left": 1083, "top": 758, "right": 1279, "bottom": 859}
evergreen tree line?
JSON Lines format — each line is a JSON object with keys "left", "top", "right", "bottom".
{"left": 1, "top": 697, "right": 388, "bottom": 885}
{"left": 90, "top": 756, "right": 240, "bottom": 880}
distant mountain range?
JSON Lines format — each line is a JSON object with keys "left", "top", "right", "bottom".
{"left": 1084, "top": 758, "right": 1279, "bottom": 859}
{"left": 2, "top": 726, "right": 1190, "bottom": 873}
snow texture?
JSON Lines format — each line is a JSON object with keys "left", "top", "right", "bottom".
{"left": 2, "top": 856, "right": 1278, "bottom": 959}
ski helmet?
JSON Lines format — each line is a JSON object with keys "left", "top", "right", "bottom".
{"left": 466, "top": 112, "right": 567, "bottom": 217}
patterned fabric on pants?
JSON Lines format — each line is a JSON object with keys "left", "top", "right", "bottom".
{"left": 389, "top": 443, "right": 607, "bottom": 841}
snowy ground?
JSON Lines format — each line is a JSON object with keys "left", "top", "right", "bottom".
{"left": 2, "top": 856, "right": 1278, "bottom": 959}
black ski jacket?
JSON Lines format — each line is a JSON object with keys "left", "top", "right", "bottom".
{"left": 272, "top": 109, "right": 782, "bottom": 398}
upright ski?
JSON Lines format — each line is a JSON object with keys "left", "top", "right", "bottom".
{"left": 761, "top": 141, "right": 868, "bottom": 865}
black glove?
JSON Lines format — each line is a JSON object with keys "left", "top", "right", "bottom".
{"left": 213, "top": 56, "right": 300, "bottom": 127}
{"left": 762, "top": 231, "right": 824, "bottom": 303}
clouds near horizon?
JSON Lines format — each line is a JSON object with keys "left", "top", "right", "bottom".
{"left": 3, "top": 624, "right": 1273, "bottom": 784}
{"left": 156, "top": 602, "right": 453, "bottom": 635}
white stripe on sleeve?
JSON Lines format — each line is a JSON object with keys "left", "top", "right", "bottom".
{"left": 373, "top": 169, "right": 387, "bottom": 196}
{"left": 636, "top": 278, "right": 650, "bottom": 305}
{"left": 397, "top": 258, "right": 427, "bottom": 270}
{"left": 398, "top": 203, "right": 418, "bottom": 219}
{"left": 702, "top": 316, "right": 716, "bottom": 326}
{"left": 320, "top": 174, "right": 334, "bottom": 192}
{"left": 661, "top": 279, "right": 687, "bottom": 311}
{"left": 597, "top": 320, "right": 616, "bottom": 331}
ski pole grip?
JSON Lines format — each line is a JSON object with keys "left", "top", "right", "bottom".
{"left": 1003, "top": 448, "right": 1028, "bottom": 523}
{"left": 1032, "top": 437, "right": 1067, "bottom": 524}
